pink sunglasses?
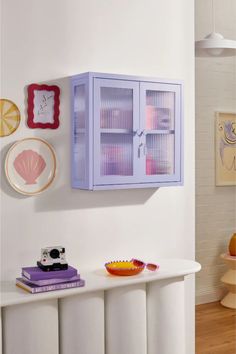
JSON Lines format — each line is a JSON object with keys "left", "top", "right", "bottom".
{"left": 131, "top": 259, "right": 159, "bottom": 271}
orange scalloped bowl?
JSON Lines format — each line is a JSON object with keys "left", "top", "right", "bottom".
{"left": 105, "top": 260, "right": 145, "bottom": 276}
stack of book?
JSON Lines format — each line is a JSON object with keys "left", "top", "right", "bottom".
{"left": 16, "top": 266, "right": 85, "bottom": 294}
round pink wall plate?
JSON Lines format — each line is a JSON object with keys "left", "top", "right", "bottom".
{"left": 5, "top": 137, "right": 56, "bottom": 195}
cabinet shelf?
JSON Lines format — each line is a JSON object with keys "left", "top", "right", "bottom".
{"left": 146, "top": 130, "right": 175, "bottom": 135}
{"left": 100, "top": 129, "right": 133, "bottom": 134}
{"left": 99, "top": 129, "right": 175, "bottom": 135}
{"left": 71, "top": 72, "right": 183, "bottom": 190}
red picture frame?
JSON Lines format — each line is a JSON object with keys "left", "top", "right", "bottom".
{"left": 27, "top": 84, "right": 60, "bottom": 129}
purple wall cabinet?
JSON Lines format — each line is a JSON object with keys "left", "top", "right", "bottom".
{"left": 71, "top": 72, "right": 183, "bottom": 190}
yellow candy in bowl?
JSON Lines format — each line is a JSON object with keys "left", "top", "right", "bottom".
{"left": 105, "top": 260, "right": 145, "bottom": 276}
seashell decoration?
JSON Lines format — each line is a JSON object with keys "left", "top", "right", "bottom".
{"left": 13, "top": 149, "right": 46, "bottom": 185}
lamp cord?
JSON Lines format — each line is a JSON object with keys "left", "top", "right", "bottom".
{"left": 212, "top": 0, "right": 216, "bottom": 33}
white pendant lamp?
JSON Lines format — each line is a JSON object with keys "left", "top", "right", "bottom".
{"left": 195, "top": 0, "right": 236, "bottom": 57}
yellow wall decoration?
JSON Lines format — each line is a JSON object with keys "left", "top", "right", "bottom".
{"left": 0, "top": 99, "right": 21, "bottom": 137}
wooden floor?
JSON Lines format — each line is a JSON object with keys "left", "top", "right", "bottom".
{"left": 196, "top": 301, "right": 236, "bottom": 354}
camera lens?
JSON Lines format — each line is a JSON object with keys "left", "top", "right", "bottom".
{"left": 50, "top": 249, "right": 60, "bottom": 259}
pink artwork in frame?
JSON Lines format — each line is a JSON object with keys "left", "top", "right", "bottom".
{"left": 27, "top": 84, "right": 60, "bottom": 129}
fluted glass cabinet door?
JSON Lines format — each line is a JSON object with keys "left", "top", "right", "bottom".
{"left": 140, "top": 82, "right": 182, "bottom": 182}
{"left": 94, "top": 79, "right": 140, "bottom": 185}
{"left": 72, "top": 82, "right": 88, "bottom": 188}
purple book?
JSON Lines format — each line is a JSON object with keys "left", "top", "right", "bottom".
{"left": 22, "top": 274, "right": 80, "bottom": 286}
{"left": 16, "top": 277, "right": 85, "bottom": 294}
{"left": 22, "top": 266, "right": 78, "bottom": 281}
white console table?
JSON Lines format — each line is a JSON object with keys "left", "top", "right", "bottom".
{"left": 0, "top": 259, "right": 200, "bottom": 354}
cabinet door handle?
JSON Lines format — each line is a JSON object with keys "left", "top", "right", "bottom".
{"left": 138, "top": 143, "right": 143, "bottom": 158}
{"left": 138, "top": 143, "right": 147, "bottom": 157}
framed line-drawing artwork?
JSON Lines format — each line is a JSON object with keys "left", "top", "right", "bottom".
{"left": 27, "top": 84, "right": 60, "bottom": 129}
{"left": 215, "top": 111, "right": 236, "bottom": 186}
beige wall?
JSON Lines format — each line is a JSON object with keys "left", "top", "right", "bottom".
{"left": 195, "top": 0, "right": 236, "bottom": 304}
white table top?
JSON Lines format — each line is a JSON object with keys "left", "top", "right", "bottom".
{"left": 0, "top": 258, "right": 201, "bottom": 307}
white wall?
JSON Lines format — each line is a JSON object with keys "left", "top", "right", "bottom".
{"left": 195, "top": 0, "right": 236, "bottom": 304}
{"left": 0, "top": 0, "right": 195, "bottom": 350}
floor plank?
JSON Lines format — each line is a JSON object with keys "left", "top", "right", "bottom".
{"left": 196, "top": 301, "right": 236, "bottom": 354}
